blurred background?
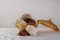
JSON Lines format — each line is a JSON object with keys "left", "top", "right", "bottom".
{"left": 0, "top": 0, "right": 60, "bottom": 28}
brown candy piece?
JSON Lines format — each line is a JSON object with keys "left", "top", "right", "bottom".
{"left": 18, "top": 30, "right": 31, "bottom": 36}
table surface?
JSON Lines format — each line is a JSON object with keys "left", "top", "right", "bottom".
{"left": 0, "top": 28, "right": 60, "bottom": 40}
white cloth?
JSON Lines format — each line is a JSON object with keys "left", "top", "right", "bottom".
{"left": 0, "top": 28, "right": 60, "bottom": 40}
{"left": 26, "top": 25, "right": 38, "bottom": 36}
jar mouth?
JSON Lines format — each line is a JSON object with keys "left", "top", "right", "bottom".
{"left": 23, "top": 18, "right": 36, "bottom": 25}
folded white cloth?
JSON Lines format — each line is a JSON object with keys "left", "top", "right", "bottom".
{"left": 26, "top": 25, "right": 38, "bottom": 36}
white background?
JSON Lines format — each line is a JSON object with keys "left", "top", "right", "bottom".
{"left": 0, "top": 0, "right": 60, "bottom": 28}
